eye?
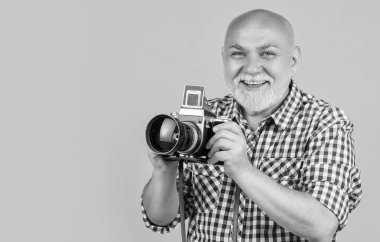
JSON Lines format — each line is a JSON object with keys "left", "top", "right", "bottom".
{"left": 231, "top": 51, "right": 246, "bottom": 58}
{"left": 260, "top": 51, "right": 276, "bottom": 58}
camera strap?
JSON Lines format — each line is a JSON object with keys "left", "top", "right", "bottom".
{"left": 178, "top": 159, "right": 240, "bottom": 242}
{"left": 232, "top": 184, "right": 241, "bottom": 242}
{"left": 178, "top": 159, "right": 187, "bottom": 242}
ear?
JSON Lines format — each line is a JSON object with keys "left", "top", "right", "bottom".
{"left": 291, "top": 46, "right": 301, "bottom": 76}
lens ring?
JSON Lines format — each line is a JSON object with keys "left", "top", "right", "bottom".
{"left": 146, "top": 114, "right": 182, "bottom": 155}
{"left": 146, "top": 114, "right": 203, "bottom": 156}
{"left": 180, "top": 122, "right": 200, "bottom": 154}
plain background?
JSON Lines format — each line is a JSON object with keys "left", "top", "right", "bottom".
{"left": 0, "top": 0, "right": 378, "bottom": 241}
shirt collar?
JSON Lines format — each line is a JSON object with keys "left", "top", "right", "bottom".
{"left": 230, "top": 96, "right": 250, "bottom": 131}
{"left": 269, "top": 80, "right": 303, "bottom": 131}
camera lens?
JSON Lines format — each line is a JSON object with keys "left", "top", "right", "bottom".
{"left": 146, "top": 114, "right": 200, "bottom": 155}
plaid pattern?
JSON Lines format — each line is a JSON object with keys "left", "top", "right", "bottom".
{"left": 141, "top": 81, "right": 362, "bottom": 241}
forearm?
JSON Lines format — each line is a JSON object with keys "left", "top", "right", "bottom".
{"left": 234, "top": 165, "right": 338, "bottom": 241}
{"left": 142, "top": 168, "right": 179, "bottom": 226}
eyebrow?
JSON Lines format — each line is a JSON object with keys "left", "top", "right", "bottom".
{"left": 227, "top": 43, "right": 279, "bottom": 51}
{"left": 259, "top": 43, "right": 279, "bottom": 49}
{"left": 227, "top": 44, "right": 246, "bottom": 50}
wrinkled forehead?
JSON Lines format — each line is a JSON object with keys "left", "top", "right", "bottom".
{"left": 224, "top": 11, "right": 295, "bottom": 48}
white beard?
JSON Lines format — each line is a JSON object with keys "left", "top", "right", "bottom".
{"left": 229, "top": 74, "right": 290, "bottom": 114}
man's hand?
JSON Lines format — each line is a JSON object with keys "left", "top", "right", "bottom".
{"left": 205, "top": 122, "right": 252, "bottom": 179}
{"left": 147, "top": 148, "right": 178, "bottom": 172}
{"left": 144, "top": 147, "right": 179, "bottom": 226}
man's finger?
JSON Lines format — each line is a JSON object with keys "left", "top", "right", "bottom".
{"left": 213, "top": 121, "right": 243, "bottom": 136}
{"left": 207, "top": 138, "right": 233, "bottom": 158}
{"left": 208, "top": 151, "right": 229, "bottom": 165}
{"left": 206, "top": 129, "right": 236, "bottom": 149}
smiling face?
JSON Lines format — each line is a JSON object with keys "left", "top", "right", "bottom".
{"left": 222, "top": 10, "right": 300, "bottom": 116}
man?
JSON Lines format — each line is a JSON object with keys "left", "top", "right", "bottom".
{"left": 141, "top": 9, "right": 362, "bottom": 241}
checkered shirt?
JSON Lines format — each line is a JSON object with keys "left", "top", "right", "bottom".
{"left": 141, "top": 81, "right": 362, "bottom": 241}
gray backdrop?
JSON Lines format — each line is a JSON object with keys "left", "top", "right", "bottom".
{"left": 0, "top": 0, "right": 378, "bottom": 241}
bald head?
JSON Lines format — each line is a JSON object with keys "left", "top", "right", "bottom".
{"left": 222, "top": 9, "right": 301, "bottom": 116}
{"left": 224, "top": 9, "right": 296, "bottom": 48}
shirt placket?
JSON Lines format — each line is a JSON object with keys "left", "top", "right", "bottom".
{"left": 229, "top": 127, "right": 258, "bottom": 241}
{"left": 228, "top": 181, "right": 246, "bottom": 242}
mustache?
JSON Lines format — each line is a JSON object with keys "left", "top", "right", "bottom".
{"left": 233, "top": 73, "right": 273, "bottom": 85}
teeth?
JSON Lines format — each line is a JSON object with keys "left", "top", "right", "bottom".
{"left": 234, "top": 73, "right": 272, "bottom": 86}
{"left": 239, "top": 74, "right": 270, "bottom": 85}
{"left": 243, "top": 79, "right": 267, "bottom": 85}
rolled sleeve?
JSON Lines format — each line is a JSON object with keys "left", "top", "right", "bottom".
{"left": 141, "top": 198, "right": 181, "bottom": 234}
{"left": 140, "top": 163, "right": 194, "bottom": 233}
{"left": 300, "top": 113, "right": 362, "bottom": 230}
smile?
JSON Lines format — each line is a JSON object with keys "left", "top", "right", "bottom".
{"left": 241, "top": 80, "right": 269, "bottom": 89}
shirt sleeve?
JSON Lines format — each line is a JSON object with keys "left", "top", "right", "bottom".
{"left": 300, "top": 109, "right": 362, "bottom": 230}
{"left": 141, "top": 162, "right": 194, "bottom": 234}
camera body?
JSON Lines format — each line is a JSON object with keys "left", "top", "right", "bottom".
{"left": 146, "top": 85, "right": 230, "bottom": 163}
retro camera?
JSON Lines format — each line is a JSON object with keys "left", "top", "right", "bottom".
{"left": 145, "top": 85, "right": 230, "bottom": 163}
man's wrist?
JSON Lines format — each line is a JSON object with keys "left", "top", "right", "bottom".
{"left": 232, "top": 162, "right": 256, "bottom": 185}
{"left": 152, "top": 163, "right": 178, "bottom": 180}
{"left": 152, "top": 159, "right": 178, "bottom": 172}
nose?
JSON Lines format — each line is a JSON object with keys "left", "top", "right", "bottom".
{"left": 245, "top": 54, "right": 263, "bottom": 73}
